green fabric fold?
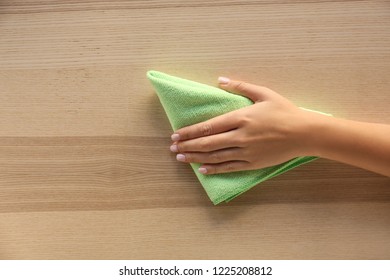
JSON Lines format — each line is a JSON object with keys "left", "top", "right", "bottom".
{"left": 147, "top": 70, "right": 324, "bottom": 205}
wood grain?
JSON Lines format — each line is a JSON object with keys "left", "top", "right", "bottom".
{"left": 0, "top": 0, "right": 389, "bottom": 259}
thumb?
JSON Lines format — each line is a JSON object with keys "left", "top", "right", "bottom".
{"left": 217, "top": 76, "right": 275, "bottom": 102}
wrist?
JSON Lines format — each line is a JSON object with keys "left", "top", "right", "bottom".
{"left": 294, "top": 109, "right": 334, "bottom": 158}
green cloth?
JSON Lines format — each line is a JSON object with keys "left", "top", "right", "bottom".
{"left": 147, "top": 70, "right": 322, "bottom": 205}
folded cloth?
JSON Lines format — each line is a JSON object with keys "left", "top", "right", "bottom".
{"left": 147, "top": 70, "right": 325, "bottom": 205}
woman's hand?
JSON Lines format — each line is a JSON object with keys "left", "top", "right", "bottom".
{"left": 169, "top": 77, "right": 315, "bottom": 175}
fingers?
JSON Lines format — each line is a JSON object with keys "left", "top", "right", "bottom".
{"left": 172, "top": 110, "right": 239, "bottom": 142}
{"left": 176, "top": 147, "right": 244, "bottom": 164}
{"left": 199, "top": 161, "right": 251, "bottom": 175}
{"left": 171, "top": 130, "right": 240, "bottom": 153}
{"left": 171, "top": 77, "right": 276, "bottom": 142}
{"left": 174, "top": 145, "right": 251, "bottom": 175}
{"left": 218, "top": 76, "right": 276, "bottom": 103}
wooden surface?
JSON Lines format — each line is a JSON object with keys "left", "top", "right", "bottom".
{"left": 0, "top": 0, "right": 389, "bottom": 259}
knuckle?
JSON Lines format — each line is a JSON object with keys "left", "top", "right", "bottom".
{"left": 176, "top": 143, "right": 182, "bottom": 152}
{"left": 233, "top": 135, "right": 246, "bottom": 147}
{"left": 241, "top": 148, "right": 252, "bottom": 159}
{"left": 177, "top": 142, "right": 189, "bottom": 152}
{"left": 225, "top": 162, "right": 235, "bottom": 172}
{"left": 199, "top": 123, "right": 213, "bottom": 136}
{"left": 209, "top": 151, "right": 222, "bottom": 163}
{"left": 180, "top": 130, "right": 189, "bottom": 140}
{"left": 198, "top": 138, "right": 211, "bottom": 150}
{"left": 234, "top": 81, "right": 247, "bottom": 92}
{"left": 236, "top": 112, "right": 251, "bottom": 127}
{"left": 175, "top": 128, "right": 187, "bottom": 139}
{"left": 187, "top": 153, "right": 203, "bottom": 163}
{"left": 207, "top": 165, "right": 217, "bottom": 174}
{"left": 236, "top": 118, "right": 248, "bottom": 128}
{"left": 184, "top": 153, "right": 192, "bottom": 162}
{"left": 219, "top": 162, "right": 236, "bottom": 173}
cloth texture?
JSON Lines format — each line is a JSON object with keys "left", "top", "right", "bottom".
{"left": 147, "top": 70, "right": 323, "bottom": 205}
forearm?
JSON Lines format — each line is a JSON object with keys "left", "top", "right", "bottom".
{"left": 302, "top": 112, "right": 390, "bottom": 176}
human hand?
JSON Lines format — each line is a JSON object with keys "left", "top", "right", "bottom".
{"left": 169, "top": 77, "right": 315, "bottom": 175}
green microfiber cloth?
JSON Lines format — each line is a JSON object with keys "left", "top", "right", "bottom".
{"left": 147, "top": 70, "right": 325, "bottom": 205}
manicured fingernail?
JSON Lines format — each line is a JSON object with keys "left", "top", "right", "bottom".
{"left": 176, "top": 154, "right": 186, "bottom": 162}
{"left": 171, "top": 133, "right": 180, "bottom": 141}
{"left": 218, "top": 76, "right": 230, "bottom": 84}
{"left": 198, "top": 167, "right": 208, "bottom": 174}
{"left": 170, "top": 145, "right": 178, "bottom": 152}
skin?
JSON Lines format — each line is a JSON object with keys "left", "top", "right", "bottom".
{"left": 169, "top": 77, "right": 390, "bottom": 177}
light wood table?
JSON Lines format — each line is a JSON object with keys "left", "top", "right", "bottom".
{"left": 0, "top": 0, "right": 389, "bottom": 259}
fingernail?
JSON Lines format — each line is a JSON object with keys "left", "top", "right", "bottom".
{"left": 198, "top": 167, "right": 208, "bottom": 174}
{"left": 171, "top": 133, "right": 180, "bottom": 141}
{"left": 176, "top": 154, "right": 186, "bottom": 162}
{"left": 218, "top": 76, "right": 230, "bottom": 84}
{"left": 170, "top": 145, "right": 178, "bottom": 152}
